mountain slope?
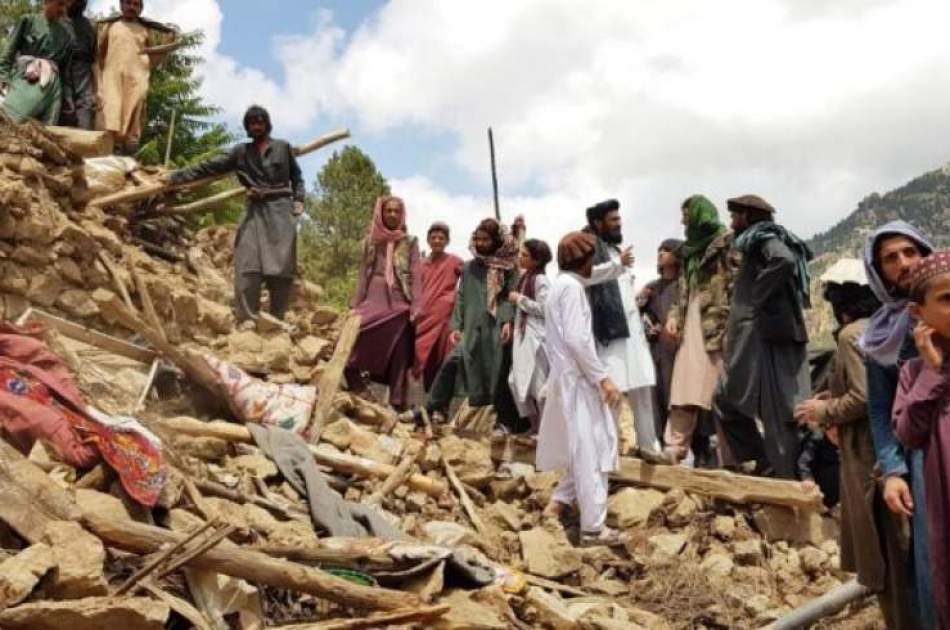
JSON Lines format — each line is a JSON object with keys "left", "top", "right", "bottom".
{"left": 805, "top": 163, "right": 950, "bottom": 346}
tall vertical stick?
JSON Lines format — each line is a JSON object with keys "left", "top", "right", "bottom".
{"left": 164, "top": 109, "right": 178, "bottom": 167}
{"left": 488, "top": 127, "right": 500, "bottom": 221}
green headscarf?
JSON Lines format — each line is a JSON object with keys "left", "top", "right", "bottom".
{"left": 679, "top": 194, "right": 725, "bottom": 289}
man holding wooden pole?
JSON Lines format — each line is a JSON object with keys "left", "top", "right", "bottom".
{"left": 168, "top": 105, "right": 305, "bottom": 323}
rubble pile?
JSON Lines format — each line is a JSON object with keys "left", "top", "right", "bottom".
{"left": 0, "top": 117, "right": 883, "bottom": 628}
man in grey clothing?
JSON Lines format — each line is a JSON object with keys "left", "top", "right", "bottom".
{"left": 170, "top": 105, "right": 304, "bottom": 322}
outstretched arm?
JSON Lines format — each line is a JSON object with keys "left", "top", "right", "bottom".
{"left": 169, "top": 146, "right": 239, "bottom": 185}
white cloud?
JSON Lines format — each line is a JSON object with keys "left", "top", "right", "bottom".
{"left": 97, "top": 0, "right": 950, "bottom": 284}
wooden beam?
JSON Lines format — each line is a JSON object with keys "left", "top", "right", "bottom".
{"left": 17, "top": 308, "right": 156, "bottom": 364}
{"left": 443, "top": 457, "right": 487, "bottom": 535}
{"left": 365, "top": 441, "right": 422, "bottom": 505}
{"left": 611, "top": 457, "right": 823, "bottom": 510}
{"left": 0, "top": 438, "right": 81, "bottom": 543}
{"left": 273, "top": 605, "right": 450, "bottom": 629}
{"left": 306, "top": 312, "right": 361, "bottom": 443}
{"left": 89, "top": 128, "right": 350, "bottom": 209}
{"left": 156, "top": 416, "right": 446, "bottom": 497}
{"left": 159, "top": 187, "right": 246, "bottom": 217}
{"left": 82, "top": 511, "right": 416, "bottom": 611}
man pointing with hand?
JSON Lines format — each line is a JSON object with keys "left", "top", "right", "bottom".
{"left": 582, "top": 199, "right": 662, "bottom": 459}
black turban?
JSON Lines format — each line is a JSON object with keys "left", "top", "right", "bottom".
{"left": 585, "top": 199, "right": 620, "bottom": 227}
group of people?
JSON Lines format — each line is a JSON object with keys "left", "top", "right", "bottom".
{"left": 174, "top": 105, "right": 948, "bottom": 621}
{"left": 0, "top": 0, "right": 179, "bottom": 153}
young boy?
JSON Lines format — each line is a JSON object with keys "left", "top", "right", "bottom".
{"left": 893, "top": 250, "right": 950, "bottom": 629}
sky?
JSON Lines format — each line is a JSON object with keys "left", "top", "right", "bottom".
{"left": 89, "top": 0, "right": 950, "bottom": 281}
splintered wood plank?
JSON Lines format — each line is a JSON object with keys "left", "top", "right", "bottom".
{"left": 612, "top": 457, "right": 823, "bottom": 510}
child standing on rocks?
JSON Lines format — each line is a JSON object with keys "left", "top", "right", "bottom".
{"left": 894, "top": 250, "right": 950, "bottom": 629}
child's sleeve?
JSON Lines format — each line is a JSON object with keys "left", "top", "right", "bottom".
{"left": 893, "top": 359, "right": 949, "bottom": 451}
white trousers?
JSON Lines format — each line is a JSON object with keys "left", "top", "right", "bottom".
{"left": 552, "top": 463, "right": 610, "bottom": 533}
{"left": 625, "top": 386, "right": 660, "bottom": 452}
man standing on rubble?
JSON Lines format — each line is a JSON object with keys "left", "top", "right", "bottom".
{"left": 168, "top": 105, "right": 305, "bottom": 323}
{"left": 861, "top": 221, "right": 937, "bottom": 628}
{"left": 716, "top": 195, "right": 812, "bottom": 479}
{"left": 539, "top": 231, "right": 625, "bottom": 546}
{"left": 583, "top": 199, "right": 662, "bottom": 458}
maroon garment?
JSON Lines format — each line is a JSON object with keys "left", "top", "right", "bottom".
{"left": 893, "top": 358, "right": 950, "bottom": 629}
{"left": 414, "top": 253, "right": 463, "bottom": 390}
{"left": 347, "top": 241, "right": 421, "bottom": 410}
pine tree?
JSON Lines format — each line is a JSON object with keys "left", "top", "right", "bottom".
{"left": 300, "top": 146, "right": 390, "bottom": 308}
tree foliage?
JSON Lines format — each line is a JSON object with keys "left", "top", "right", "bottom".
{"left": 300, "top": 146, "right": 390, "bottom": 308}
{"left": 0, "top": 0, "right": 36, "bottom": 51}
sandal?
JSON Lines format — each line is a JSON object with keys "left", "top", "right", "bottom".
{"left": 579, "top": 527, "right": 629, "bottom": 548}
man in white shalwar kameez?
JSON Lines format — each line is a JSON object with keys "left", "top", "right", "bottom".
{"left": 582, "top": 199, "right": 662, "bottom": 457}
{"left": 538, "top": 231, "right": 625, "bottom": 546}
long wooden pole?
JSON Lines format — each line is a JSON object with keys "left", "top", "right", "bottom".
{"left": 164, "top": 109, "right": 177, "bottom": 167}
{"left": 83, "top": 511, "right": 417, "bottom": 611}
{"left": 90, "top": 128, "right": 351, "bottom": 209}
{"left": 156, "top": 416, "right": 447, "bottom": 497}
{"left": 488, "top": 127, "right": 500, "bottom": 221}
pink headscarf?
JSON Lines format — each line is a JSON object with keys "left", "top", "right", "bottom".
{"left": 370, "top": 195, "right": 407, "bottom": 290}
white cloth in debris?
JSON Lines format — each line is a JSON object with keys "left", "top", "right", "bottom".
{"left": 537, "top": 272, "right": 618, "bottom": 528}
{"left": 508, "top": 273, "right": 550, "bottom": 417}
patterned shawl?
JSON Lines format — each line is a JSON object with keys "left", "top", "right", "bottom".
{"left": 469, "top": 221, "right": 518, "bottom": 317}
{"left": 369, "top": 195, "right": 407, "bottom": 291}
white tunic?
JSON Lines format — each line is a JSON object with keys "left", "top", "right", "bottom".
{"left": 585, "top": 251, "right": 656, "bottom": 392}
{"left": 537, "top": 272, "right": 619, "bottom": 474}
{"left": 509, "top": 274, "right": 550, "bottom": 411}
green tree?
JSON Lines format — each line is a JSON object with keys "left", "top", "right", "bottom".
{"left": 300, "top": 145, "right": 390, "bottom": 308}
{"left": 0, "top": 0, "right": 36, "bottom": 50}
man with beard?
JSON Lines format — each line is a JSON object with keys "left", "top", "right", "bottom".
{"left": 169, "top": 105, "right": 305, "bottom": 323}
{"left": 862, "top": 221, "right": 937, "bottom": 628}
{"left": 716, "top": 194, "right": 812, "bottom": 479}
{"left": 584, "top": 199, "right": 661, "bottom": 457}
{"left": 61, "top": 0, "right": 96, "bottom": 129}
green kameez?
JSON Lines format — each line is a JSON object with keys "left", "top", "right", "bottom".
{"left": 0, "top": 14, "right": 73, "bottom": 124}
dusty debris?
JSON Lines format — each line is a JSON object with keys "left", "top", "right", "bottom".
{"left": 0, "top": 595, "right": 170, "bottom": 630}
{"left": 40, "top": 521, "right": 109, "bottom": 599}
{"left": 0, "top": 543, "right": 56, "bottom": 611}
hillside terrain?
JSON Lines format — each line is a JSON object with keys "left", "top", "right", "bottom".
{"left": 806, "top": 163, "right": 950, "bottom": 346}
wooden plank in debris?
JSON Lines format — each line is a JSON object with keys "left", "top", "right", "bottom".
{"left": 0, "top": 438, "right": 81, "bottom": 543}
{"left": 611, "top": 457, "right": 823, "bottom": 510}
{"left": 44, "top": 125, "right": 114, "bottom": 157}
{"left": 157, "top": 416, "right": 447, "bottom": 497}
{"left": 273, "top": 604, "right": 451, "bottom": 629}
{"left": 17, "top": 308, "right": 156, "bottom": 364}
{"left": 306, "top": 312, "right": 362, "bottom": 443}
{"left": 89, "top": 128, "right": 350, "bottom": 209}
{"left": 82, "top": 511, "right": 417, "bottom": 611}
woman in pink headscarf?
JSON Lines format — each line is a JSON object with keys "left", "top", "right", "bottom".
{"left": 345, "top": 196, "right": 421, "bottom": 410}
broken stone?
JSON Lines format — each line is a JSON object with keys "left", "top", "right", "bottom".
{"left": 423, "top": 521, "right": 478, "bottom": 547}
{"left": 731, "top": 539, "right": 765, "bottom": 565}
{"left": 294, "top": 335, "right": 330, "bottom": 366}
{"left": 56, "top": 289, "right": 99, "bottom": 318}
{"left": 525, "top": 586, "right": 575, "bottom": 630}
{"left": 227, "top": 453, "right": 279, "bottom": 479}
{"left": 799, "top": 546, "right": 829, "bottom": 575}
{"left": 434, "top": 588, "right": 509, "bottom": 629}
{"left": 0, "top": 543, "right": 55, "bottom": 611}
{"left": 40, "top": 521, "right": 108, "bottom": 599}
{"left": 74, "top": 489, "right": 132, "bottom": 521}
{"left": 440, "top": 435, "right": 494, "bottom": 487}
{"left": 0, "top": 595, "right": 169, "bottom": 630}
{"left": 666, "top": 494, "right": 699, "bottom": 527}
{"left": 311, "top": 306, "right": 339, "bottom": 327}
{"left": 699, "top": 553, "right": 734, "bottom": 578}
{"left": 406, "top": 491, "right": 428, "bottom": 512}
{"left": 647, "top": 533, "right": 688, "bottom": 562}
{"left": 607, "top": 487, "right": 665, "bottom": 529}
{"left": 590, "top": 575, "right": 630, "bottom": 596}
{"left": 54, "top": 257, "right": 84, "bottom": 285}
{"left": 13, "top": 244, "right": 52, "bottom": 266}
{"left": 198, "top": 297, "right": 233, "bottom": 335}
{"left": 28, "top": 270, "right": 64, "bottom": 308}
{"left": 752, "top": 505, "right": 838, "bottom": 546}
{"left": 486, "top": 501, "right": 522, "bottom": 532}
{"left": 321, "top": 417, "right": 355, "bottom": 450}
{"left": 519, "top": 527, "right": 582, "bottom": 578}
{"left": 711, "top": 514, "right": 737, "bottom": 541}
